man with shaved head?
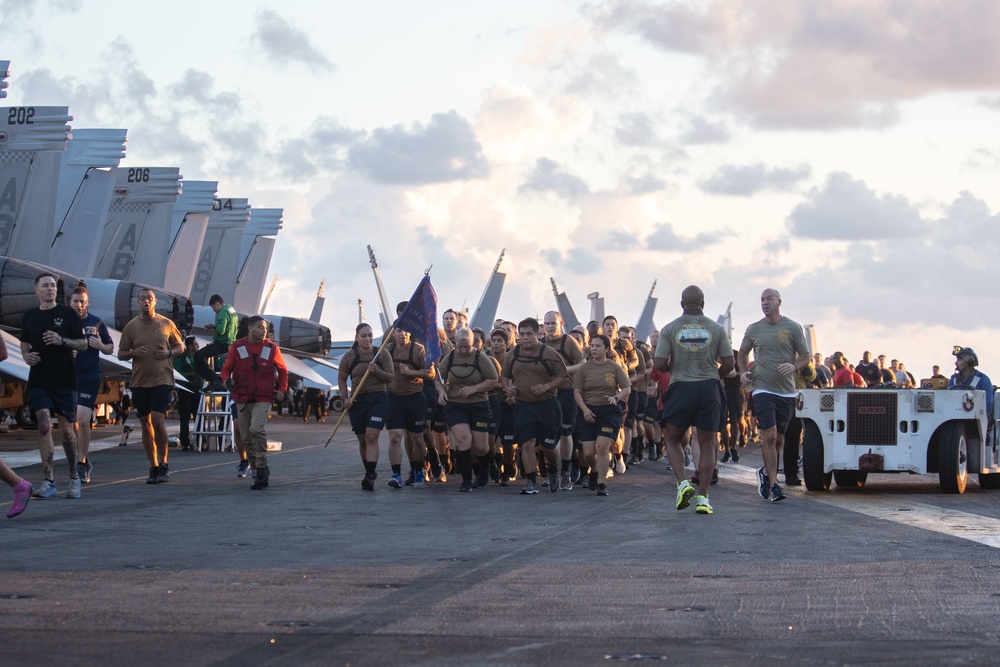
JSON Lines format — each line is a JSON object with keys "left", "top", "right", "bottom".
{"left": 738, "top": 288, "right": 811, "bottom": 503}
{"left": 654, "top": 285, "right": 734, "bottom": 516}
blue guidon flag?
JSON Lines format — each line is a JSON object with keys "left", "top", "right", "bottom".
{"left": 393, "top": 275, "right": 441, "bottom": 364}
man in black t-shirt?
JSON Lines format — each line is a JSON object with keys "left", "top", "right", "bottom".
{"left": 19, "top": 273, "right": 87, "bottom": 500}
{"left": 855, "top": 351, "right": 881, "bottom": 387}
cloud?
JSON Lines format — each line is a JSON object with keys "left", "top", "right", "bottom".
{"left": 615, "top": 112, "right": 660, "bottom": 147}
{"left": 347, "top": 111, "right": 490, "bottom": 185}
{"left": 596, "top": 0, "right": 1000, "bottom": 129}
{"left": 251, "top": 9, "right": 335, "bottom": 72}
{"left": 564, "top": 51, "right": 639, "bottom": 96}
{"left": 646, "top": 222, "right": 726, "bottom": 251}
{"left": 678, "top": 116, "right": 730, "bottom": 144}
{"left": 519, "top": 158, "right": 590, "bottom": 202}
{"left": 275, "top": 117, "right": 364, "bottom": 179}
{"left": 699, "top": 163, "right": 811, "bottom": 196}
{"left": 543, "top": 246, "right": 605, "bottom": 275}
{"left": 619, "top": 171, "right": 667, "bottom": 195}
{"left": 787, "top": 172, "right": 928, "bottom": 240}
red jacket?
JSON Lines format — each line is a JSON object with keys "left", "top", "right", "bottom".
{"left": 221, "top": 337, "right": 289, "bottom": 403}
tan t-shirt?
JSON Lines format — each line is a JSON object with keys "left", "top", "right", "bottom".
{"left": 439, "top": 349, "right": 499, "bottom": 403}
{"left": 120, "top": 314, "right": 183, "bottom": 388}
{"left": 574, "top": 359, "right": 630, "bottom": 406}
{"left": 386, "top": 340, "right": 426, "bottom": 397}
{"left": 502, "top": 343, "right": 568, "bottom": 403}
{"left": 340, "top": 346, "right": 393, "bottom": 394}
{"left": 547, "top": 334, "right": 585, "bottom": 380}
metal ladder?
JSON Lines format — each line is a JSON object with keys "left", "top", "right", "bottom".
{"left": 193, "top": 391, "right": 234, "bottom": 452}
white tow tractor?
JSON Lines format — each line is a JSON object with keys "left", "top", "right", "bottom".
{"left": 795, "top": 385, "right": 1000, "bottom": 494}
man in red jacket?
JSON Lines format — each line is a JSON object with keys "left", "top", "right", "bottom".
{"left": 221, "top": 316, "right": 288, "bottom": 490}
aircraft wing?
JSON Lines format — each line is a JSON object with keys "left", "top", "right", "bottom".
{"left": 283, "top": 354, "right": 335, "bottom": 390}
{"left": 0, "top": 331, "right": 31, "bottom": 382}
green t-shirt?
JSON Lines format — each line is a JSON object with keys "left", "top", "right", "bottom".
{"left": 214, "top": 304, "right": 240, "bottom": 344}
{"left": 739, "top": 316, "right": 809, "bottom": 396}
{"left": 655, "top": 313, "right": 733, "bottom": 383}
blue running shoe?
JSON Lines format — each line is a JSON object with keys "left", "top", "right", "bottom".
{"left": 34, "top": 480, "right": 57, "bottom": 498}
{"left": 757, "top": 466, "right": 770, "bottom": 499}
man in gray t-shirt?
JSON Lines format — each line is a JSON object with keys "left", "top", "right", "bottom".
{"left": 738, "top": 288, "right": 810, "bottom": 504}
{"left": 654, "top": 285, "right": 734, "bottom": 515}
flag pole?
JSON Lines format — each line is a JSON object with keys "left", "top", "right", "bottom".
{"left": 325, "top": 326, "right": 395, "bottom": 447}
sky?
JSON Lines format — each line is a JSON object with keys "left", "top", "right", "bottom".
{"left": 3, "top": 0, "right": 1000, "bottom": 381}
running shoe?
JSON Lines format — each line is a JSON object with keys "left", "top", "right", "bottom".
{"left": 627, "top": 453, "right": 640, "bottom": 465}
{"left": 388, "top": 473, "right": 403, "bottom": 489}
{"left": 597, "top": 483, "right": 608, "bottom": 496}
{"left": 472, "top": 469, "right": 490, "bottom": 489}
{"left": 7, "top": 479, "right": 32, "bottom": 518}
{"left": 606, "top": 468, "right": 614, "bottom": 479}
{"left": 499, "top": 477, "right": 509, "bottom": 487}
{"left": 675, "top": 480, "right": 695, "bottom": 510}
{"left": 614, "top": 456, "right": 626, "bottom": 475}
{"left": 548, "top": 472, "right": 559, "bottom": 493}
{"left": 459, "top": 481, "right": 472, "bottom": 492}
{"left": 146, "top": 467, "right": 159, "bottom": 485}
{"left": 414, "top": 470, "right": 425, "bottom": 488}
{"left": 730, "top": 449, "right": 740, "bottom": 463}
{"left": 770, "top": 483, "right": 786, "bottom": 503}
{"left": 66, "top": 477, "right": 81, "bottom": 499}
{"left": 559, "top": 472, "right": 572, "bottom": 491}
{"left": 158, "top": 463, "right": 170, "bottom": 483}
{"left": 78, "top": 460, "right": 93, "bottom": 484}
{"left": 757, "top": 466, "right": 769, "bottom": 499}
{"left": 34, "top": 479, "right": 57, "bottom": 498}
{"left": 520, "top": 480, "right": 538, "bottom": 495}
{"left": 720, "top": 450, "right": 731, "bottom": 463}
{"left": 489, "top": 461, "right": 501, "bottom": 483}
{"left": 785, "top": 476, "right": 803, "bottom": 487}
{"left": 570, "top": 461, "right": 581, "bottom": 484}
{"left": 588, "top": 471, "right": 598, "bottom": 491}
{"left": 403, "top": 470, "right": 415, "bottom": 486}
{"left": 236, "top": 460, "right": 250, "bottom": 478}
{"left": 691, "top": 473, "right": 700, "bottom": 485}
{"left": 694, "top": 495, "right": 713, "bottom": 515}
{"left": 684, "top": 450, "right": 692, "bottom": 467}
{"left": 711, "top": 468, "right": 719, "bottom": 485}
{"left": 361, "top": 474, "right": 374, "bottom": 491}
{"left": 437, "top": 470, "right": 447, "bottom": 483}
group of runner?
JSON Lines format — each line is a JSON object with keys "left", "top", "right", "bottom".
{"left": 337, "top": 286, "right": 812, "bottom": 515}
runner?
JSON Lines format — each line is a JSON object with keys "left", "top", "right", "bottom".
{"left": 338, "top": 323, "right": 393, "bottom": 491}
{"left": 573, "top": 334, "right": 631, "bottom": 496}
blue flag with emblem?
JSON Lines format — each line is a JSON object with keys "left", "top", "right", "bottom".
{"left": 392, "top": 275, "right": 441, "bottom": 364}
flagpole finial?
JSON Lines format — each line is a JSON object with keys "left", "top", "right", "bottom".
{"left": 425, "top": 265, "right": 432, "bottom": 276}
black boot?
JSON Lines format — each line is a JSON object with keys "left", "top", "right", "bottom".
{"left": 251, "top": 466, "right": 270, "bottom": 490}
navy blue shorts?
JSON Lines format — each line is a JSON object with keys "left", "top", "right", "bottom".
{"left": 635, "top": 392, "right": 648, "bottom": 421}
{"left": 751, "top": 392, "right": 795, "bottom": 435}
{"left": 77, "top": 378, "right": 102, "bottom": 411}
{"left": 576, "top": 404, "right": 623, "bottom": 442}
{"left": 132, "top": 385, "right": 173, "bottom": 418}
{"left": 660, "top": 379, "right": 723, "bottom": 432}
{"left": 444, "top": 400, "right": 492, "bottom": 432}
{"left": 498, "top": 400, "right": 516, "bottom": 446}
{"left": 488, "top": 395, "right": 501, "bottom": 435}
{"left": 556, "top": 388, "right": 578, "bottom": 437}
{"left": 28, "top": 387, "right": 78, "bottom": 422}
{"left": 348, "top": 391, "right": 388, "bottom": 434}
{"left": 422, "top": 381, "right": 446, "bottom": 433}
{"left": 513, "top": 398, "right": 561, "bottom": 450}
{"left": 623, "top": 389, "right": 639, "bottom": 428}
{"left": 387, "top": 391, "right": 426, "bottom": 433}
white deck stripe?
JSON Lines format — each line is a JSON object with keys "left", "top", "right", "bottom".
{"left": 716, "top": 463, "right": 1000, "bottom": 549}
